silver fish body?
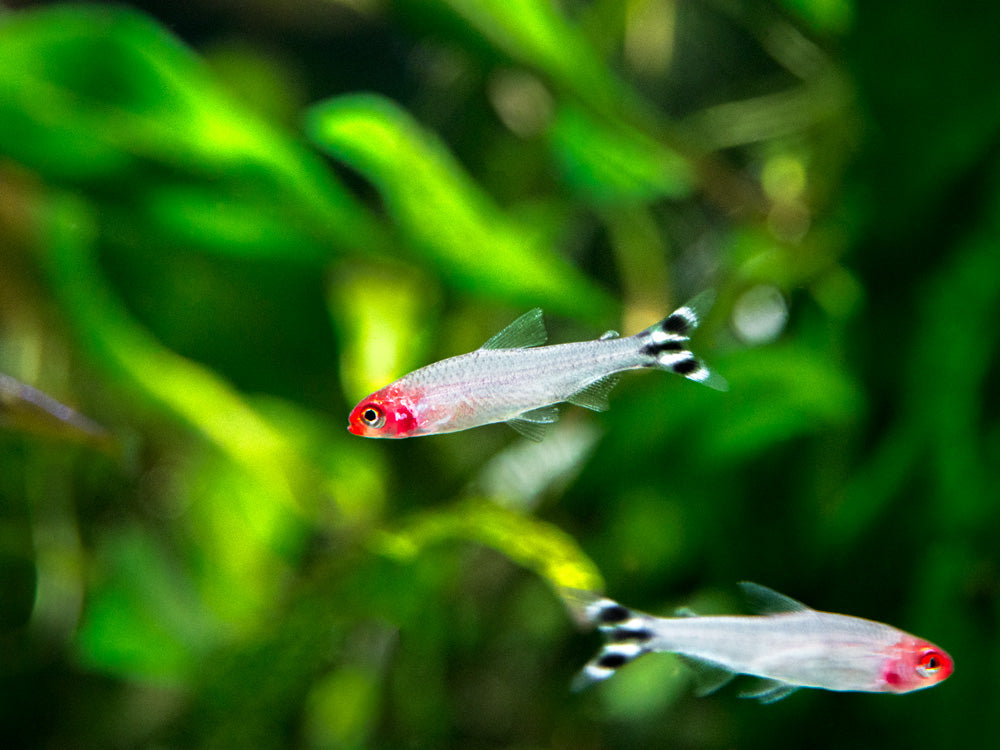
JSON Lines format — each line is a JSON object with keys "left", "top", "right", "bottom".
{"left": 573, "top": 583, "right": 953, "bottom": 701}
{"left": 624, "top": 611, "right": 899, "bottom": 693}
{"left": 390, "top": 336, "right": 667, "bottom": 435}
{"left": 348, "top": 292, "right": 726, "bottom": 439}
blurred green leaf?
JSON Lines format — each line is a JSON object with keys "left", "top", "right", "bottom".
{"left": 374, "top": 498, "right": 604, "bottom": 594}
{"left": 307, "top": 94, "right": 614, "bottom": 321}
{"left": 0, "top": 552, "right": 36, "bottom": 631}
{"left": 780, "top": 0, "right": 854, "bottom": 34}
{"left": 2, "top": 1, "right": 997, "bottom": 747}
{"left": 424, "top": 0, "right": 629, "bottom": 112}
{"left": 76, "top": 529, "right": 216, "bottom": 682}
{"left": 303, "top": 665, "right": 381, "bottom": 749}
{"left": 0, "top": 4, "right": 387, "bottom": 258}
{"left": 549, "top": 104, "right": 693, "bottom": 204}
{"left": 37, "top": 193, "right": 354, "bottom": 526}
{"left": 698, "top": 344, "right": 864, "bottom": 463}
{"left": 823, "top": 173, "right": 1000, "bottom": 549}
{"left": 138, "top": 184, "right": 336, "bottom": 262}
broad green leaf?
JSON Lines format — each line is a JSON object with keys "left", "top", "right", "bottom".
{"left": 697, "top": 345, "right": 864, "bottom": 463}
{"left": 822, "top": 181, "right": 1000, "bottom": 550}
{"left": 586, "top": 342, "right": 863, "bottom": 482}
{"left": 138, "top": 183, "right": 345, "bottom": 263}
{"left": 308, "top": 94, "right": 613, "bottom": 320}
{"left": 780, "top": 0, "right": 854, "bottom": 34}
{"left": 373, "top": 498, "right": 604, "bottom": 594}
{"left": 178, "top": 448, "right": 307, "bottom": 629}
{"left": 549, "top": 104, "right": 693, "bottom": 204}
{"left": 422, "top": 0, "right": 628, "bottom": 112}
{"left": 303, "top": 666, "right": 381, "bottom": 750}
{"left": 0, "top": 5, "right": 387, "bottom": 259}
{"left": 600, "top": 652, "right": 687, "bottom": 720}
{"left": 76, "top": 529, "right": 217, "bottom": 682}
{"left": 37, "top": 194, "right": 354, "bottom": 523}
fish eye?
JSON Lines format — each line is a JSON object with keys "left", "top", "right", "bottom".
{"left": 916, "top": 650, "right": 943, "bottom": 677}
{"left": 360, "top": 405, "right": 386, "bottom": 429}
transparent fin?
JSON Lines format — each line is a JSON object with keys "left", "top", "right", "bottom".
{"left": 506, "top": 419, "right": 548, "bottom": 441}
{"left": 506, "top": 405, "right": 559, "bottom": 441}
{"left": 674, "top": 606, "right": 698, "bottom": 618}
{"left": 636, "top": 290, "right": 715, "bottom": 343}
{"left": 571, "top": 595, "right": 654, "bottom": 691}
{"left": 599, "top": 329, "right": 620, "bottom": 340}
{"left": 681, "top": 290, "right": 717, "bottom": 329}
{"left": 676, "top": 654, "right": 737, "bottom": 697}
{"left": 481, "top": 308, "right": 547, "bottom": 350}
{"left": 737, "top": 582, "right": 812, "bottom": 615}
{"left": 517, "top": 405, "right": 560, "bottom": 423}
{"left": 636, "top": 291, "right": 728, "bottom": 392}
{"left": 739, "top": 678, "right": 800, "bottom": 704}
{"left": 560, "top": 587, "right": 604, "bottom": 628}
{"left": 566, "top": 374, "right": 621, "bottom": 412}
{"left": 682, "top": 364, "right": 728, "bottom": 392}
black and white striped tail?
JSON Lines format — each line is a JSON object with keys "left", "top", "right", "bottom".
{"left": 571, "top": 596, "right": 656, "bottom": 691}
{"left": 636, "top": 291, "right": 728, "bottom": 391}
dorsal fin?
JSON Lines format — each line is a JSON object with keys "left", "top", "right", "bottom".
{"left": 481, "top": 308, "right": 547, "bottom": 350}
{"left": 599, "top": 330, "right": 619, "bottom": 340}
{"left": 566, "top": 374, "right": 621, "bottom": 412}
{"left": 737, "top": 582, "right": 812, "bottom": 615}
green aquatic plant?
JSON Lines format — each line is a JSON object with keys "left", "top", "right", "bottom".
{"left": 0, "top": 2, "right": 994, "bottom": 748}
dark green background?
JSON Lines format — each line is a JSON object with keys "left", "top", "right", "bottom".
{"left": 1, "top": 1, "right": 997, "bottom": 747}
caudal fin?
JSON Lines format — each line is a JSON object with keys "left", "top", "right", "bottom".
{"left": 636, "top": 291, "right": 728, "bottom": 391}
{"left": 571, "top": 594, "right": 656, "bottom": 691}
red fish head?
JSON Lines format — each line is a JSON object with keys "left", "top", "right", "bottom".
{"left": 880, "top": 637, "right": 953, "bottom": 693}
{"left": 348, "top": 388, "right": 419, "bottom": 438}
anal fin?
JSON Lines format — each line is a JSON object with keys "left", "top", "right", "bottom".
{"left": 676, "top": 654, "right": 737, "bottom": 697}
{"left": 566, "top": 374, "right": 621, "bottom": 412}
{"left": 739, "top": 678, "right": 800, "bottom": 704}
{"left": 506, "top": 404, "right": 559, "bottom": 441}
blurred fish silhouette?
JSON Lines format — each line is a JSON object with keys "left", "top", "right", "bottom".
{"left": 0, "top": 372, "right": 111, "bottom": 449}
{"left": 349, "top": 291, "right": 726, "bottom": 440}
{"left": 570, "top": 583, "right": 953, "bottom": 702}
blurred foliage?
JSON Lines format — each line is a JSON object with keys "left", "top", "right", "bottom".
{"left": 0, "top": 1, "right": 998, "bottom": 748}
